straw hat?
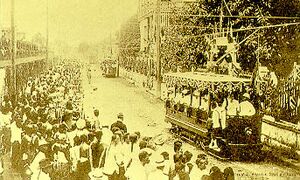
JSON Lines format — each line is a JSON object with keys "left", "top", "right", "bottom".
{"left": 243, "top": 93, "right": 250, "bottom": 99}
{"left": 76, "top": 119, "right": 86, "bottom": 129}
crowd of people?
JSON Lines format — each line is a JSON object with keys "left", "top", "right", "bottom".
{"left": 0, "top": 61, "right": 235, "bottom": 180}
{"left": 0, "top": 31, "right": 45, "bottom": 60}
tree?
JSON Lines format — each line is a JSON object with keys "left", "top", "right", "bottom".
{"left": 161, "top": 0, "right": 300, "bottom": 77}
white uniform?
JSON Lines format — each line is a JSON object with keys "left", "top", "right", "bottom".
{"left": 227, "top": 99, "right": 239, "bottom": 116}
{"left": 212, "top": 107, "right": 222, "bottom": 129}
{"left": 239, "top": 101, "right": 256, "bottom": 116}
{"left": 125, "top": 162, "right": 147, "bottom": 180}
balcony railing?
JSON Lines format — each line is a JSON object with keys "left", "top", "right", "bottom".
{"left": 0, "top": 39, "right": 46, "bottom": 61}
{"left": 0, "top": 39, "right": 46, "bottom": 67}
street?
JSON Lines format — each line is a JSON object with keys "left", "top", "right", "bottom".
{"left": 83, "top": 66, "right": 300, "bottom": 180}
{"left": 1, "top": 65, "right": 299, "bottom": 180}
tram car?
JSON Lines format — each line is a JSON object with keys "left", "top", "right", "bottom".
{"left": 164, "top": 72, "right": 263, "bottom": 161}
{"left": 101, "top": 59, "right": 117, "bottom": 78}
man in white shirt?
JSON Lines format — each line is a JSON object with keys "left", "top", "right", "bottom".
{"left": 10, "top": 119, "right": 23, "bottom": 169}
{"left": 190, "top": 157, "right": 209, "bottom": 180}
{"left": 239, "top": 93, "right": 256, "bottom": 116}
{"left": 125, "top": 151, "right": 151, "bottom": 180}
{"left": 200, "top": 96, "right": 209, "bottom": 111}
{"left": 191, "top": 95, "right": 200, "bottom": 109}
{"left": 148, "top": 154, "right": 168, "bottom": 180}
{"left": 36, "top": 159, "right": 52, "bottom": 180}
{"left": 30, "top": 150, "right": 46, "bottom": 179}
{"left": 209, "top": 101, "right": 223, "bottom": 150}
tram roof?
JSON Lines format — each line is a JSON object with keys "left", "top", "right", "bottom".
{"left": 164, "top": 72, "right": 251, "bottom": 88}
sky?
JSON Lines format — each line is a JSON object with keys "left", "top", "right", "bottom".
{"left": 0, "top": 0, "right": 138, "bottom": 46}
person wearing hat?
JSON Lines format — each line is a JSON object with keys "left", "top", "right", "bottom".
{"left": 190, "top": 154, "right": 209, "bottom": 180}
{"left": 103, "top": 134, "right": 124, "bottom": 180}
{"left": 209, "top": 166, "right": 224, "bottom": 180}
{"left": 173, "top": 140, "right": 183, "bottom": 164}
{"left": 110, "top": 113, "right": 127, "bottom": 134}
{"left": 90, "top": 109, "right": 101, "bottom": 130}
{"left": 28, "top": 144, "right": 48, "bottom": 179}
{"left": 238, "top": 93, "right": 256, "bottom": 116}
{"left": 148, "top": 153, "right": 168, "bottom": 180}
{"left": 125, "top": 151, "right": 151, "bottom": 180}
{"left": 36, "top": 159, "right": 52, "bottom": 180}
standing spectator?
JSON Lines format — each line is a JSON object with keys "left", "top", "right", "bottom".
{"left": 125, "top": 151, "right": 151, "bottom": 180}
{"left": 103, "top": 134, "right": 123, "bottom": 180}
{"left": 90, "top": 131, "right": 103, "bottom": 170}
{"left": 0, "top": 155, "right": 3, "bottom": 180}
{"left": 148, "top": 153, "right": 168, "bottom": 180}
{"left": 36, "top": 159, "right": 52, "bottom": 180}
{"left": 77, "top": 135, "right": 91, "bottom": 180}
{"left": 190, "top": 154, "right": 209, "bottom": 180}
{"left": 111, "top": 113, "right": 127, "bottom": 134}
{"left": 10, "top": 118, "right": 23, "bottom": 170}
{"left": 173, "top": 140, "right": 183, "bottom": 163}
{"left": 209, "top": 166, "right": 224, "bottom": 180}
{"left": 90, "top": 109, "right": 101, "bottom": 130}
{"left": 223, "top": 167, "right": 234, "bottom": 180}
{"left": 209, "top": 101, "right": 223, "bottom": 151}
{"left": 99, "top": 126, "right": 113, "bottom": 168}
{"left": 70, "top": 136, "right": 81, "bottom": 175}
{"left": 87, "top": 68, "right": 92, "bottom": 84}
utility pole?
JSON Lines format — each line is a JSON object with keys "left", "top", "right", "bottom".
{"left": 155, "top": 0, "right": 161, "bottom": 98}
{"left": 11, "top": 0, "right": 17, "bottom": 107}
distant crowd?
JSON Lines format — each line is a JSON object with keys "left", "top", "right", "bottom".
{"left": 0, "top": 32, "right": 45, "bottom": 60}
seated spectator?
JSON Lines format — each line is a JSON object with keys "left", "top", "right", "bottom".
{"left": 238, "top": 93, "right": 256, "bottom": 116}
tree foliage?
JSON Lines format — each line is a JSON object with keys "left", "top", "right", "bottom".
{"left": 161, "top": 0, "right": 300, "bottom": 77}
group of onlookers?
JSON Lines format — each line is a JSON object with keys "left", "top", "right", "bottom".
{"left": 0, "top": 61, "right": 236, "bottom": 180}
{"left": 0, "top": 32, "right": 45, "bottom": 60}
{"left": 0, "top": 61, "right": 82, "bottom": 179}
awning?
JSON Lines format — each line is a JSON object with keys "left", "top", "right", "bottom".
{"left": 163, "top": 72, "right": 251, "bottom": 91}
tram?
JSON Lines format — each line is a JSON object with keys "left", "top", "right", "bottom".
{"left": 164, "top": 72, "right": 263, "bottom": 160}
{"left": 163, "top": 22, "right": 263, "bottom": 161}
{"left": 101, "top": 59, "right": 117, "bottom": 78}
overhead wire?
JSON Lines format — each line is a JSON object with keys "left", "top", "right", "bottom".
{"left": 164, "top": 22, "right": 300, "bottom": 39}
